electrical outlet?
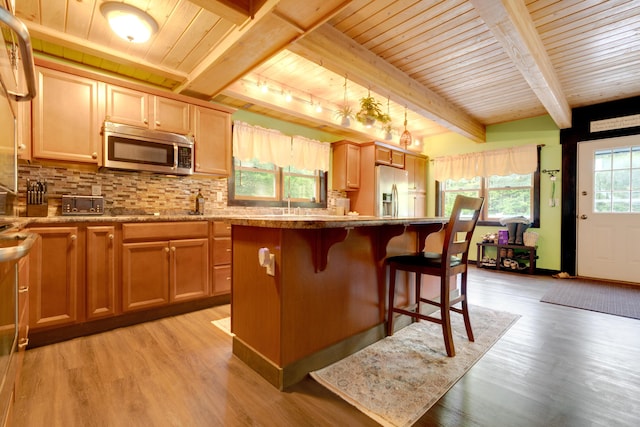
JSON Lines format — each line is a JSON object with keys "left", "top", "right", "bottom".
{"left": 92, "top": 185, "right": 101, "bottom": 195}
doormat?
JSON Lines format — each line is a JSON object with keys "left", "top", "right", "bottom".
{"left": 211, "top": 317, "right": 233, "bottom": 336}
{"left": 541, "top": 279, "right": 640, "bottom": 320}
{"left": 310, "top": 305, "right": 519, "bottom": 427}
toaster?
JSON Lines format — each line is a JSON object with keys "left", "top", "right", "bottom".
{"left": 61, "top": 195, "right": 104, "bottom": 215}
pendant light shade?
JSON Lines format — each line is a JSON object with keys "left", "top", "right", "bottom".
{"left": 101, "top": 2, "right": 158, "bottom": 43}
{"left": 400, "top": 107, "right": 412, "bottom": 148}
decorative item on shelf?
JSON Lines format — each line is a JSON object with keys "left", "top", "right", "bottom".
{"left": 399, "top": 106, "right": 412, "bottom": 149}
{"left": 356, "top": 89, "right": 390, "bottom": 128}
{"left": 335, "top": 75, "right": 354, "bottom": 127}
{"left": 383, "top": 96, "right": 393, "bottom": 140}
{"left": 542, "top": 169, "right": 560, "bottom": 207}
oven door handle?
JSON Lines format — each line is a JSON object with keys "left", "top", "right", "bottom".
{"left": 0, "top": 8, "right": 37, "bottom": 102}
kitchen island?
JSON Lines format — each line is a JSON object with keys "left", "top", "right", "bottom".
{"left": 228, "top": 215, "right": 446, "bottom": 389}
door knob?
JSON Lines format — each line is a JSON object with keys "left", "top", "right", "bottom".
{"left": 580, "top": 214, "right": 588, "bottom": 219}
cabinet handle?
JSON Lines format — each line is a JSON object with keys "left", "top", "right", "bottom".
{"left": 18, "top": 143, "right": 26, "bottom": 150}
{"left": 18, "top": 338, "right": 29, "bottom": 349}
{"left": 70, "top": 235, "right": 77, "bottom": 241}
{"left": 171, "top": 246, "right": 176, "bottom": 252}
{"left": 156, "top": 121, "right": 161, "bottom": 126}
{"left": 91, "top": 152, "right": 98, "bottom": 159}
{"left": 108, "top": 234, "right": 114, "bottom": 240}
{"left": 19, "top": 286, "right": 28, "bottom": 293}
{"left": 226, "top": 249, "right": 231, "bottom": 252}
{"left": 165, "top": 247, "right": 170, "bottom": 253}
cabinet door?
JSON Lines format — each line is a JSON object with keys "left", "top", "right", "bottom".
{"left": 86, "top": 226, "right": 117, "bottom": 319}
{"left": 122, "top": 241, "right": 169, "bottom": 311}
{"left": 192, "top": 106, "right": 231, "bottom": 175}
{"left": 374, "top": 145, "right": 392, "bottom": 165}
{"left": 28, "top": 227, "right": 80, "bottom": 329}
{"left": 213, "top": 265, "right": 231, "bottom": 296}
{"left": 332, "top": 142, "right": 360, "bottom": 190}
{"left": 391, "top": 150, "right": 405, "bottom": 168}
{"left": 32, "top": 67, "right": 102, "bottom": 163}
{"left": 406, "top": 155, "right": 426, "bottom": 192}
{"left": 410, "top": 193, "right": 426, "bottom": 217}
{"left": 153, "top": 96, "right": 190, "bottom": 134}
{"left": 105, "top": 85, "right": 149, "bottom": 128}
{"left": 170, "top": 238, "right": 210, "bottom": 302}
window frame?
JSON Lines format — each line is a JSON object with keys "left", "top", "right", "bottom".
{"left": 435, "top": 146, "right": 541, "bottom": 228}
{"left": 228, "top": 157, "right": 327, "bottom": 208}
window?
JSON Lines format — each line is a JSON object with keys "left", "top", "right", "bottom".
{"left": 437, "top": 150, "right": 541, "bottom": 227}
{"left": 593, "top": 146, "right": 640, "bottom": 213}
{"left": 228, "top": 157, "right": 326, "bottom": 207}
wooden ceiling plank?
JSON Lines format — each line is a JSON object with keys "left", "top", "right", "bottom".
{"left": 25, "top": 22, "right": 188, "bottom": 83}
{"left": 470, "top": 0, "right": 572, "bottom": 129}
{"left": 291, "top": 23, "right": 486, "bottom": 142}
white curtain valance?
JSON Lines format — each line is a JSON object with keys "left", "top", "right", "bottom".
{"left": 291, "top": 135, "right": 330, "bottom": 172}
{"left": 232, "top": 121, "right": 291, "bottom": 168}
{"left": 233, "top": 121, "right": 330, "bottom": 171}
{"left": 432, "top": 144, "right": 538, "bottom": 181}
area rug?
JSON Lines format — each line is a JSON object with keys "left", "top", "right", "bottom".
{"left": 310, "top": 305, "right": 519, "bottom": 427}
{"left": 541, "top": 279, "right": 640, "bottom": 320}
{"left": 211, "top": 317, "right": 234, "bottom": 336}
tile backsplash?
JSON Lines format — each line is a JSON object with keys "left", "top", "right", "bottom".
{"left": 17, "top": 163, "right": 343, "bottom": 216}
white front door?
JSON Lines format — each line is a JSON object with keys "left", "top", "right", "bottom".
{"left": 577, "top": 135, "right": 640, "bottom": 283}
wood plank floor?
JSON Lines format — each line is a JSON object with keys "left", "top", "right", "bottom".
{"left": 14, "top": 268, "right": 640, "bottom": 426}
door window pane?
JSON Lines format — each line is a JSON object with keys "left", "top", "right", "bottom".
{"left": 593, "top": 146, "right": 640, "bottom": 213}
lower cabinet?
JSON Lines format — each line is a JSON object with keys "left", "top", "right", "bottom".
{"left": 86, "top": 226, "right": 117, "bottom": 319}
{"left": 121, "top": 222, "right": 210, "bottom": 312}
{"left": 212, "top": 221, "right": 231, "bottom": 296}
{"left": 28, "top": 226, "right": 81, "bottom": 330}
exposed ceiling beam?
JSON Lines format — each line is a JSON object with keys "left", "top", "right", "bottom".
{"left": 470, "top": 0, "right": 572, "bottom": 129}
{"left": 22, "top": 22, "right": 188, "bottom": 83}
{"left": 177, "top": 0, "right": 351, "bottom": 99}
{"left": 188, "top": 0, "right": 252, "bottom": 26}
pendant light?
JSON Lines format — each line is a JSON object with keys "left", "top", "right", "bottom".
{"left": 101, "top": 2, "right": 158, "bottom": 43}
{"left": 400, "top": 106, "right": 412, "bottom": 148}
{"left": 339, "top": 75, "right": 352, "bottom": 127}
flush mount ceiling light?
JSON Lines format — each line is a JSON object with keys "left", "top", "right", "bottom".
{"left": 100, "top": 2, "right": 158, "bottom": 43}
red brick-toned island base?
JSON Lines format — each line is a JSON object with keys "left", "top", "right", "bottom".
{"left": 228, "top": 216, "right": 447, "bottom": 389}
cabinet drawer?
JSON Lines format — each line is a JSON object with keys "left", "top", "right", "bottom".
{"left": 213, "top": 221, "right": 231, "bottom": 237}
{"left": 123, "top": 221, "right": 208, "bottom": 241}
{"left": 213, "top": 238, "right": 231, "bottom": 265}
{"left": 213, "top": 265, "right": 231, "bottom": 295}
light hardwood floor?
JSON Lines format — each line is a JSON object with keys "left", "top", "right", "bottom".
{"left": 14, "top": 268, "right": 640, "bottom": 426}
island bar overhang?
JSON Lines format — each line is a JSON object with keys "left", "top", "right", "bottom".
{"left": 229, "top": 217, "right": 448, "bottom": 389}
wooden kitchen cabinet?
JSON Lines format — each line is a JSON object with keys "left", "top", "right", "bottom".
{"left": 32, "top": 67, "right": 103, "bottom": 164}
{"left": 28, "top": 226, "right": 81, "bottom": 329}
{"left": 86, "top": 226, "right": 117, "bottom": 319}
{"left": 405, "top": 154, "right": 427, "bottom": 192}
{"left": 374, "top": 144, "right": 405, "bottom": 168}
{"left": 331, "top": 140, "right": 360, "bottom": 191}
{"left": 121, "top": 222, "right": 209, "bottom": 312}
{"left": 212, "top": 221, "right": 232, "bottom": 296}
{"left": 192, "top": 105, "right": 232, "bottom": 175}
{"left": 105, "top": 84, "right": 191, "bottom": 134}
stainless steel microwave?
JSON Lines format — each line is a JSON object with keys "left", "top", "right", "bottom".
{"left": 102, "top": 121, "right": 194, "bottom": 175}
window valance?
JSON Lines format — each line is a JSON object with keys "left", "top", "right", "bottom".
{"left": 432, "top": 144, "right": 538, "bottom": 181}
{"left": 232, "top": 121, "right": 330, "bottom": 171}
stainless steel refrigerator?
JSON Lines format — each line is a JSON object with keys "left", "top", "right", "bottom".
{"left": 375, "top": 165, "right": 409, "bottom": 217}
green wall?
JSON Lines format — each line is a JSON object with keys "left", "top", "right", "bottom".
{"left": 422, "top": 115, "right": 562, "bottom": 270}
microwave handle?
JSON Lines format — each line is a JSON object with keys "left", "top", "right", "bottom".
{"left": 0, "top": 8, "right": 37, "bottom": 102}
{"left": 173, "top": 144, "right": 178, "bottom": 170}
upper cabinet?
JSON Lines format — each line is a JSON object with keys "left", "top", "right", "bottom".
{"left": 192, "top": 105, "right": 232, "bottom": 176}
{"left": 106, "top": 85, "right": 190, "bottom": 135}
{"left": 32, "top": 67, "right": 103, "bottom": 164}
{"left": 405, "top": 154, "right": 427, "bottom": 192}
{"left": 374, "top": 144, "right": 405, "bottom": 168}
{"left": 331, "top": 140, "right": 360, "bottom": 191}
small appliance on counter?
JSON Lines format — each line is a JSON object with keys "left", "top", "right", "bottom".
{"left": 61, "top": 195, "right": 104, "bottom": 215}
{"left": 26, "top": 179, "right": 49, "bottom": 217}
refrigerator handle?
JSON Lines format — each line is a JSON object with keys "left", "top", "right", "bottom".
{"left": 392, "top": 184, "right": 398, "bottom": 217}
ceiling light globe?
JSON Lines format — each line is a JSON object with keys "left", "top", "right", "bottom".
{"left": 101, "top": 2, "right": 158, "bottom": 43}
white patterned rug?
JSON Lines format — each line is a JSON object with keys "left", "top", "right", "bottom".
{"left": 211, "top": 317, "right": 233, "bottom": 336}
{"left": 310, "top": 305, "right": 519, "bottom": 427}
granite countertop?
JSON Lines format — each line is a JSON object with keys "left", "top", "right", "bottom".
{"left": 10, "top": 213, "right": 446, "bottom": 229}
